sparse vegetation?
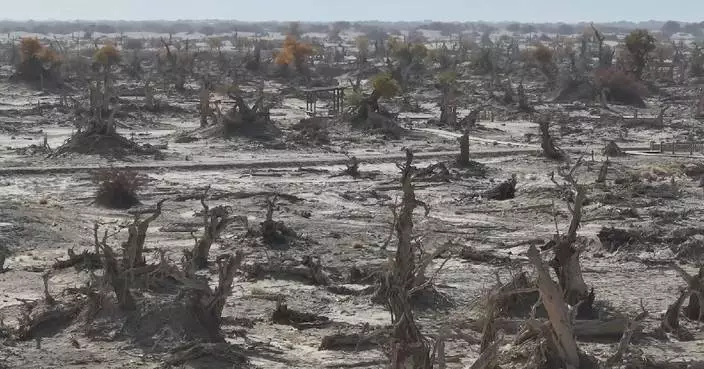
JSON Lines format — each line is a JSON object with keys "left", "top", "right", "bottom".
{"left": 3, "top": 18, "right": 704, "bottom": 369}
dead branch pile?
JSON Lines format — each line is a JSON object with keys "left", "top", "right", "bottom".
{"left": 351, "top": 91, "right": 404, "bottom": 139}
{"left": 272, "top": 299, "right": 330, "bottom": 329}
{"left": 484, "top": 175, "right": 517, "bottom": 200}
{"left": 597, "top": 226, "right": 639, "bottom": 252}
{"left": 243, "top": 255, "right": 332, "bottom": 286}
{"left": 291, "top": 117, "right": 331, "bottom": 145}
{"left": 52, "top": 248, "right": 102, "bottom": 270}
{"left": 201, "top": 92, "right": 281, "bottom": 140}
{"left": 603, "top": 141, "right": 626, "bottom": 156}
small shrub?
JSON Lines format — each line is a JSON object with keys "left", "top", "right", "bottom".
{"left": 94, "top": 44, "right": 121, "bottom": 67}
{"left": 594, "top": 66, "right": 647, "bottom": 107}
{"left": 92, "top": 168, "right": 145, "bottom": 209}
{"left": 371, "top": 73, "right": 400, "bottom": 98}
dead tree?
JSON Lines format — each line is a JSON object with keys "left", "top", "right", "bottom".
{"left": 548, "top": 158, "right": 592, "bottom": 309}
{"left": 527, "top": 245, "right": 581, "bottom": 368}
{"left": 596, "top": 158, "right": 609, "bottom": 184}
{"left": 458, "top": 132, "right": 470, "bottom": 166}
{"left": 517, "top": 81, "right": 532, "bottom": 112}
{"left": 386, "top": 149, "right": 433, "bottom": 369}
{"left": 663, "top": 265, "right": 704, "bottom": 330}
{"left": 144, "top": 80, "right": 156, "bottom": 111}
{"left": 0, "top": 244, "right": 8, "bottom": 272}
{"left": 190, "top": 191, "right": 239, "bottom": 269}
{"left": 199, "top": 83, "right": 211, "bottom": 128}
{"left": 456, "top": 108, "right": 482, "bottom": 166}
{"left": 122, "top": 199, "right": 167, "bottom": 269}
{"left": 94, "top": 223, "right": 136, "bottom": 311}
{"left": 160, "top": 37, "right": 194, "bottom": 92}
{"left": 539, "top": 117, "right": 565, "bottom": 161}
{"left": 183, "top": 252, "right": 243, "bottom": 340}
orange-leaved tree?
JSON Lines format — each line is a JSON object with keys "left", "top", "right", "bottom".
{"left": 16, "top": 37, "right": 62, "bottom": 86}
{"left": 275, "top": 35, "right": 313, "bottom": 73}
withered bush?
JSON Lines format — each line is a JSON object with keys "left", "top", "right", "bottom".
{"left": 594, "top": 66, "right": 647, "bottom": 107}
{"left": 14, "top": 38, "right": 62, "bottom": 87}
{"left": 93, "top": 168, "right": 145, "bottom": 209}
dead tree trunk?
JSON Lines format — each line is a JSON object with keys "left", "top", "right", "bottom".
{"left": 457, "top": 132, "right": 470, "bottom": 166}
{"left": 458, "top": 108, "right": 481, "bottom": 131}
{"left": 517, "top": 81, "right": 531, "bottom": 112}
{"left": 696, "top": 95, "right": 704, "bottom": 120}
{"left": 199, "top": 84, "right": 211, "bottom": 128}
{"left": 144, "top": 81, "right": 155, "bottom": 110}
{"left": 122, "top": 199, "right": 166, "bottom": 270}
{"left": 527, "top": 245, "right": 581, "bottom": 369}
{"left": 387, "top": 149, "right": 432, "bottom": 369}
{"left": 539, "top": 117, "right": 564, "bottom": 160}
{"left": 596, "top": 158, "right": 609, "bottom": 184}
{"left": 94, "top": 223, "right": 136, "bottom": 311}
{"left": 188, "top": 252, "right": 243, "bottom": 340}
{"left": 549, "top": 159, "right": 591, "bottom": 308}
{"left": 191, "top": 194, "right": 237, "bottom": 269}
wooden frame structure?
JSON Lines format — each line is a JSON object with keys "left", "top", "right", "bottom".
{"left": 303, "top": 86, "right": 345, "bottom": 115}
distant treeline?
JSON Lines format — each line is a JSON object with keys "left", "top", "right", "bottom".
{"left": 0, "top": 19, "right": 702, "bottom": 37}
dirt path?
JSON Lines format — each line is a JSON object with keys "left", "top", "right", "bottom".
{"left": 0, "top": 148, "right": 542, "bottom": 175}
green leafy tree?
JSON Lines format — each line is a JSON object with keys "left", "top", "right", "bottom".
{"left": 625, "top": 29, "right": 656, "bottom": 80}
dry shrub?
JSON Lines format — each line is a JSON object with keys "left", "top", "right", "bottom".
{"left": 14, "top": 38, "right": 62, "bottom": 87}
{"left": 594, "top": 67, "right": 647, "bottom": 107}
{"left": 292, "top": 117, "right": 331, "bottom": 145}
{"left": 92, "top": 168, "right": 146, "bottom": 209}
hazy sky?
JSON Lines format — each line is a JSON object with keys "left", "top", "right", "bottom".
{"left": 3, "top": 0, "right": 703, "bottom": 23}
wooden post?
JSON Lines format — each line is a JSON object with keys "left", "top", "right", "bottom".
{"left": 672, "top": 141, "right": 676, "bottom": 155}
{"left": 660, "top": 141, "right": 664, "bottom": 153}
